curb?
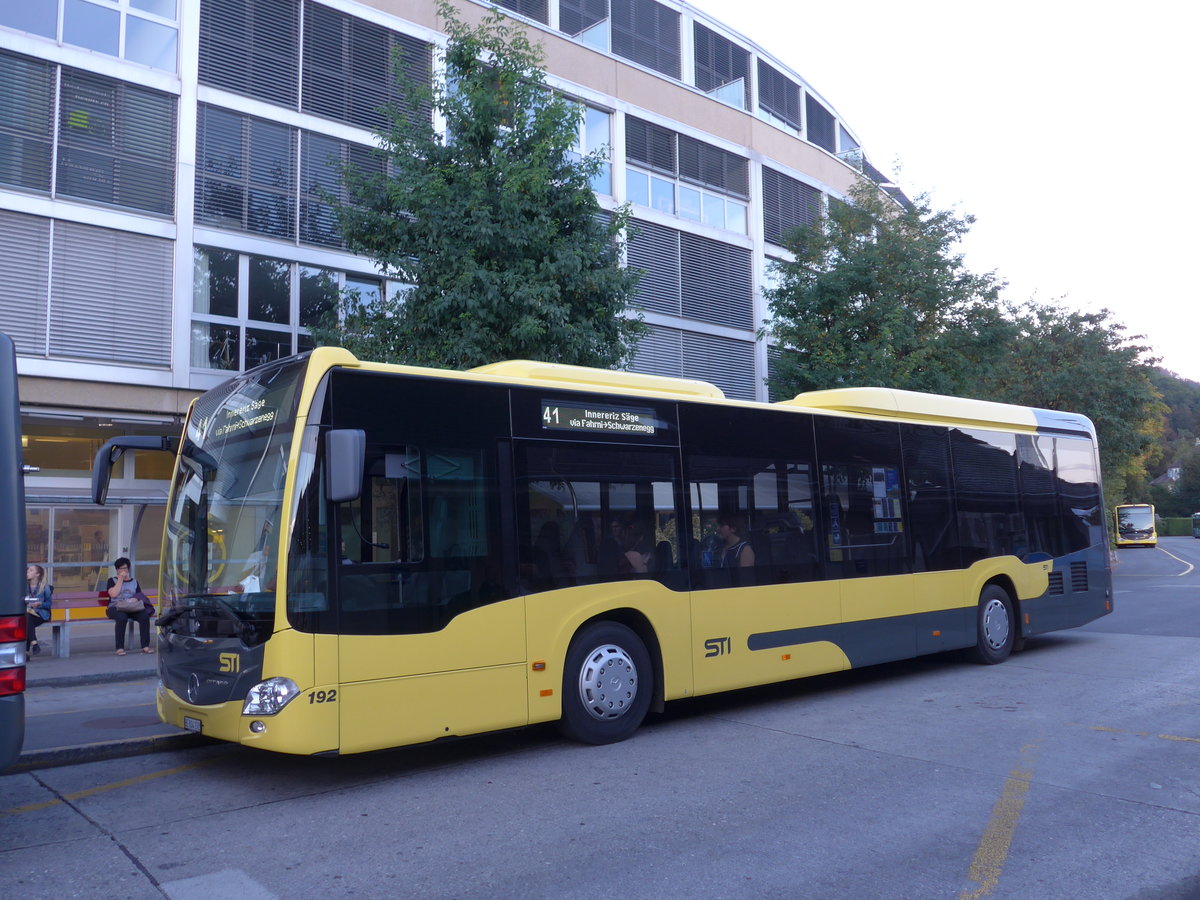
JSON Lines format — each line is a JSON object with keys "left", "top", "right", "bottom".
{"left": 9, "top": 732, "right": 209, "bottom": 773}
{"left": 26, "top": 667, "right": 158, "bottom": 690}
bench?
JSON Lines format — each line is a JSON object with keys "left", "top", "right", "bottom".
{"left": 45, "top": 590, "right": 158, "bottom": 658}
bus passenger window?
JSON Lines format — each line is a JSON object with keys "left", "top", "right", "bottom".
{"left": 686, "top": 456, "right": 819, "bottom": 588}
{"left": 517, "top": 443, "right": 683, "bottom": 592}
{"left": 816, "top": 418, "right": 908, "bottom": 578}
{"left": 950, "top": 429, "right": 1024, "bottom": 564}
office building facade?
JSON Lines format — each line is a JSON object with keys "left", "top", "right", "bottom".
{"left": 1, "top": 0, "right": 895, "bottom": 589}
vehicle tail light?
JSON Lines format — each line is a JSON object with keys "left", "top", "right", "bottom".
{"left": 0, "top": 615, "right": 28, "bottom": 697}
{"left": 0, "top": 664, "right": 25, "bottom": 697}
{"left": 0, "top": 615, "right": 26, "bottom": 643}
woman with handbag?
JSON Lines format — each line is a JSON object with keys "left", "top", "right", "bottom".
{"left": 24, "top": 564, "right": 52, "bottom": 656}
{"left": 105, "top": 557, "right": 153, "bottom": 656}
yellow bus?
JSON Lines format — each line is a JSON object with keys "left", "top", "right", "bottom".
{"left": 1114, "top": 503, "right": 1157, "bottom": 548}
{"left": 94, "top": 349, "right": 1112, "bottom": 755}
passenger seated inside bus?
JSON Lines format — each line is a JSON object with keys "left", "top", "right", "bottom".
{"left": 717, "top": 516, "right": 755, "bottom": 568}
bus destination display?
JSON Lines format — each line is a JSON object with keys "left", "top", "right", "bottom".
{"left": 541, "top": 401, "right": 659, "bottom": 436}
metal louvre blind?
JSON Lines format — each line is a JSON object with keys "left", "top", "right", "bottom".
{"left": 680, "top": 233, "right": 752, "bottom": 328}
{"left": 559, "top": 0, "right": 608, "bottom": 36}
{"left": 692, "top": 23, "right": 749, "bottom": 110}
{"left": 196, "top": 103, "right": 297, "bottom": 239}
{"left": 199, "top": 0, "right": 299, "bottom": 108}
{"left": 57, "top": 69, "right": 176, "bottom": 216}
{"left": 677, "top": 135, "right": 748, "bottom": 199}
{"left": 683, "top": 331, "right": 755, "bottom": 400}
{"left": 0, "top": 209, "right": 51, "bottom": 355}
{"left": 625, "top": 116, "right": 675, "bottom": 175}
{"left": 757, "top": 61, "right": 800, "bottom": 130}
{"left": 805, "top": 94, "right": 836, "bottom": 152}
{"left": 0, "top": 50, "right": 54, "bottom": 193}
{"left": 495, "top": 0, "right": 549, "bottom": 24}
{"left": 629, "top": 324, "right": 684, "bottom": 380}
{"left": 626, "top": 218, "right": 681, "bottom": 315}
{"left": 300, "top": 131, "right": 382, "bottom": 247}
{"left": 50, "top": 220, "right": 173, "bottom": 365}
{"left": 610, "top": 0, "right": 680, "bottom": 80}
{"left": 762, "top": 167, "right": 820, "bottom": 245}
{"left": 301, "top": 1, "right": 432, "bottom": 132}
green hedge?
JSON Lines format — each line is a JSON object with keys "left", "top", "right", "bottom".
{"left": 1159, "top": 518, "right": 1197, "bottom": 536}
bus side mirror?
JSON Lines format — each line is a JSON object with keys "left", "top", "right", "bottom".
{"left": 92, "top": 435, "right": 180, "bottom": 505}
{"left": 325, "top": 429, "right": 365, "bottom": 503}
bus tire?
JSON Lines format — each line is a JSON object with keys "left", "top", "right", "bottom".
{"left": 968, "top": 584, "right": 1015, "bottom": 665}
{"left": 559, "top": 621, "right": 652, "bottom": 745}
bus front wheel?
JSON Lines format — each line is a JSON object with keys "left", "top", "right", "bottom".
{"left": 968, "top": 585, "right": 1015, "bottom": 665}
{"left": 559, "top": 621, "right": 653, "bottom": 745}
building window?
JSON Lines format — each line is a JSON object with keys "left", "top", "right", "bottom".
{"left": 625, "top": 117, "right": 747, "bottom": 233}
{"left": 301, "top": 1, "right": 432, "bottom": 132}
{"left": 0, "top": 50, "right": 176, "bottom": 215}
{"left": 757, "top": 60, "right": 800, "bottom": 130}
{"left": 57, "top": 69, "right": 176, "bottom": 215}
{"left": 629, "top": 324, "right": 756, "bottom": 400}
{"left": 495, "top": 0, "right": 548, "bottom": 24}
{"left": 626, "top": 218, "right": 753, "bottom": 329}
{"left": 196, "top": 104, "right": 296, "bottom": 239}
{"left": 191, "top": 246, "right": 382, "bottom": 372}
{"left": 569, "top": 106, "right": 612, "bottom": 196}
{"left": 762, "top": 167, "right": 821, "bottom": 246}
{"left": 805, "top": 94, "right": 836, "bottom": 153}
{"left": 50, "top": 220, "right": 173, "bottom": 365}
{"left": 693, "top": 23, "right": 749, "bottom": 110}
{"left": 0, "top": 52, "right": 55, "bottom": 194}
{"left": 299, "top": 131, "right": 385, "bottom": 248}
{"left": 559, "top": 0, "right": 608, "bottom": 45}
{"left": 3, "top": 0, "right": 178, "bottom": 72}
{"left": 199, "top": 0, "right": 298, "bottom": 106}
{"left": 610, "top": 0, "right": 680, "bottom": 79}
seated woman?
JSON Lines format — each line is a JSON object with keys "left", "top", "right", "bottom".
{"left": 106, "top": 557, "right": 153, "bottom": 656}
{"left": 24, "top": 564, "right": 52, "bottom": 656}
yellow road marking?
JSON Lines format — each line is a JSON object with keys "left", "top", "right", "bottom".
{"left": 1078, "top": 723, "right": 1200, "bottom": 744}
{"left": 1, "top": 756, "right": 221, "bottom": 817}
{"left": 959, "top": 742, "right": 1038, "bottom": 900}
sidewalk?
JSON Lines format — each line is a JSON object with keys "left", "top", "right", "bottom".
{"left": 11, "top": 620, "right": 205, "bottom": 773}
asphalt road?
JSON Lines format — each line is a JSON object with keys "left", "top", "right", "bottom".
{"left": 3, "top": 541, "right": 1199, "bottom": 899}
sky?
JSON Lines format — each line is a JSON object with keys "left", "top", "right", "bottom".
{"left": 692, "top": 0, "right": 1200, "bottom": 382}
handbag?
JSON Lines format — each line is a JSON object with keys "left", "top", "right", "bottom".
{"left": 113, "top": 594, "right": 145, "bottom": 613}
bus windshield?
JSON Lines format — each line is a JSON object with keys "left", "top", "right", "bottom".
{"left": 1116, "top": 506, "right": 1154, "bottom": 535}
{"left": 160, "top": 356, "right": 306, "bottom": 643}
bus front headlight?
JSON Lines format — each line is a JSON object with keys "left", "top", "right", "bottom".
{"left": 242, "top": 677, "right": 300, "bottom": 716}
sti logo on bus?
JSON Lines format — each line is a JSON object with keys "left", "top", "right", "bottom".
{"left": 704, "top": 637, "right": 731, "bottom": 658}
{"left": 219, "top": 653, "right": 240, "bottom": 673}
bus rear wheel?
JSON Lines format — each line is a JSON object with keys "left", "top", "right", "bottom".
{"left": 968, "top": 585, "right": 1015, "bottom": 665}
{"left": 559, "top": 621, "right": 652, "bottom": 745}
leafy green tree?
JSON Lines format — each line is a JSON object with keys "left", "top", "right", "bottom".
{"left": 996, "top": 300, "right": 1163, "bottom": 502}
{"left": 316, "top": 0, "right": 644, "bottom": 369}
{"left": 1168, "top": 447, "right": 1200, "bottom": 515}
{"left": 762, "top": 178, "right": 1011, "bottom": 398}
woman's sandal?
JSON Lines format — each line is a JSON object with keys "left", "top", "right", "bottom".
{"left": 116, "top": 649, "right": 126, "bottom": 656}
{"left": 142, "top": 647, "right": 154, "bottom": 654}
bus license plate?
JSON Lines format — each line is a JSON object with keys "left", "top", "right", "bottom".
{"left": 184, "top": 716, "right": 202, "bottom": 734}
